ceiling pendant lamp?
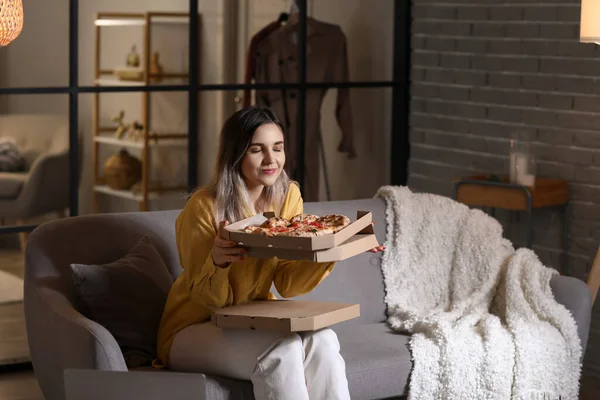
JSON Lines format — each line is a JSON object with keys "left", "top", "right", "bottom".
{"left": 0, "top": 0, "right": 24, "bottom": 47}
{"left": 580, "top": 0, "right": 600, "bottom": 44}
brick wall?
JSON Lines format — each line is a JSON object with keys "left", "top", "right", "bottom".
{"left": 408, "top": 0, "right": 600, "bottom": 388}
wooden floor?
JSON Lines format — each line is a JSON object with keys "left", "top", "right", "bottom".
{"left": 0, "top": 367, "right": 43, "bottom": 400}
{"left": 0, "top": 233, "right": 597, "bottom": 400}
{"left": 0, "top": 236, "right": 44, "bottom": 400}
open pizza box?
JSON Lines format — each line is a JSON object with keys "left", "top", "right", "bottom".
{"left": 223, "top": 210, "right": 379, "bottom": 262}
{"left": 211, "top": 300, "right": 360, "bottom": 333}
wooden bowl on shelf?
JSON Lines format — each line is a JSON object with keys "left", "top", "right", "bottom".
{"left": 103, "top": 149, "right": 142, "bottom": 190}
{"left": 113, "top": 67, "right": 144, "bottom": 82}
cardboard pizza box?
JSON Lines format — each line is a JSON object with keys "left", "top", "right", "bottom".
{"left": 211, "top": 300, "right": 360, "bottom": 333}
{"left": 224, "top": 210, "right": 374, "bottom": 251}
{"left": 245, "top": 233, "right": 379, "bottom": 262}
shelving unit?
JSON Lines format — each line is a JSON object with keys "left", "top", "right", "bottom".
{"left": 92, "top": 11, "right": 200, "bottom": 212}
{"left": 93, "top": 135, "right": 188, "bottom": 149}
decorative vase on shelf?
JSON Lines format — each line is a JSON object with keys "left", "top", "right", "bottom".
{"left": 126, "top": 45, "right": 140, "bottom": 67}
{"left": 103, "top": 149, "right": 142, "bottom": 191}
{"left": 149, "top": 52, "right": 164, "bottom": 83}
{"left": 508, "top": 131, "right": 536, "bottom": 187}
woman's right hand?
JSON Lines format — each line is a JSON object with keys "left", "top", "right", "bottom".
{"left": 212, "top": 221, "right": 246, "bottom": 268}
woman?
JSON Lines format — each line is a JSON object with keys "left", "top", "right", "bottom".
{"left": 155, "top": 106, "right": 384, "bottom": 400}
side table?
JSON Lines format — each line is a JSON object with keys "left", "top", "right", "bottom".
{"left": 452, "top": 175, "right": 569, "bottom": 271}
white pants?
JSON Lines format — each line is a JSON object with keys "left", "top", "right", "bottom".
{"left": 168, "top": 322, "right": 351, "bottom": 400}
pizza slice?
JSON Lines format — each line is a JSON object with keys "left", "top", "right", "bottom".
{"left": 260, "top": 216, "right": 289, "bottom": 229}
{"left": 289, "top": 214, "right": 320, "bottom": 224}
{"left": 292, "top": 223, "right": 335, "bottom": 237}
{"left": 317, "top": 214, "right": 351, "bottom": 233}
{"left": 241, "top": 225, "right": 269, "bottom": 235}
{"left": 242, "top": 217, "right": 286, "bottom": 235}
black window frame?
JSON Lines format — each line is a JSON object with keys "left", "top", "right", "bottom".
{"left": 0, "top": 0, "right": 411, "bottom": 235}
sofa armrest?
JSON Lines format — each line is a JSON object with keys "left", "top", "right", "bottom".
{"left": 24, "top": 276, "right": 127, "bottom": 400}
{"left": 18, "top": 150, "right": 70, "bottom": 217}
{"left": 550, "top": 274, "right": 593, "bottom": 356}
{"left": 64, "top": 369, "right": 209, "bottom": 400}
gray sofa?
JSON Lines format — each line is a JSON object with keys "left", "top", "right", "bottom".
{"left": 23, "top": 197, "right": 594, "bottom": 400}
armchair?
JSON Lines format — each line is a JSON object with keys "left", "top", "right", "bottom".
{"left": 0, "top": 114, "right": 77, "bottom": 250}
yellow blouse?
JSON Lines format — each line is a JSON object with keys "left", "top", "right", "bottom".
{"left": 154, "top": 183, "right": 336, "bottom": 368}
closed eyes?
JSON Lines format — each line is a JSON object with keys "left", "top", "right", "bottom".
{"left": 248, "top": 143, "right": 284, "bottom": 153}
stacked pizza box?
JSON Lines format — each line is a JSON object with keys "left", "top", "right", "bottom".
{"left": 224, "top": 210, "right": 380, "bottom": 262}
{"left": 211, "top": 299, "right": 361, "bottom": 333}
{"left": 214, "top": 212, "right": 375, "bottom": 332}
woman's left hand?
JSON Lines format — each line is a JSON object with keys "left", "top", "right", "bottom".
{"left": 369, "top": 245, "right": 386, "bottom": 253}
{"left": 368, "top": 221, "right": 386, "bottom": 253}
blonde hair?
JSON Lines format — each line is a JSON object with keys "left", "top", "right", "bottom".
{"left": 203, "top": 107, "right": 293, "bottom": 225}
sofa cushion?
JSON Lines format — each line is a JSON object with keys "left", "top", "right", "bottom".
{"left": 334, "top": 322, "right": 411, "bottom": 399}
{"left": 0, "top": 172, "right": 26, "bottom": 198}
{"left": 70, "top": 236, "right": 174, "bottom": 368}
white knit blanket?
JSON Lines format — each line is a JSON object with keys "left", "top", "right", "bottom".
{"left": 375, "top": 186, "right": 582, "bottom": 400}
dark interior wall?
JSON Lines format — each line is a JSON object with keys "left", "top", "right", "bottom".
{"left": 408, "top": 0, "right": 600, "bottom": 386}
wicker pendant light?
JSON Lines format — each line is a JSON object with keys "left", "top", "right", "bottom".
{"left": 0, "top": 0, "right": 24, "bottom": 47}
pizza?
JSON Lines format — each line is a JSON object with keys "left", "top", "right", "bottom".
{"left": 241, "top": 213, "right": 351, "bottom": 237}
{"left": 240, "top": 216, "right": 286, "bottom": 235}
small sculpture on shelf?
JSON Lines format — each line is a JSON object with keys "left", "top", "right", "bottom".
{"left": 110, "top": 111, "right": 155, "bottom": 143}
{"left": 103, "top": 149, "right": 142, "bottom": 191}
{"left": 111, "top": 110, "right": 130, "bottom": 139}
{"left": 149, "top": 51, "right": 164, "bottom": 83}
{"left": 128, "top": 121, "right": 144, "bottom": 142}
{"left": 126, "top": 45, "right": 140, "bottom": 67}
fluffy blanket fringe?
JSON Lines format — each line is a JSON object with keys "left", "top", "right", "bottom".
{"left": 375, "top": 186, "right": 582, "bottom": 400}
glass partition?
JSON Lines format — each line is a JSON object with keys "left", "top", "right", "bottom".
{"left": 0, "top": 0, "right": 409, "bottom": 227}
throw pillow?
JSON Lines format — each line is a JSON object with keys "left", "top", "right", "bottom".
{"left": 0, "top": 137, "right": 26, "bottom": 172}
{"left": 70, "top": 236, "right": 174, "bottom": 368}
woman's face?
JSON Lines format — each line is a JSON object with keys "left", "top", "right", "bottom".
{"left": 241, "top": 122, "right": 285, "bottom": 189}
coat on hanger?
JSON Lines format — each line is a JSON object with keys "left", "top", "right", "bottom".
{"left": 242, "top": 19, "right": 284, "bottom": 108}
{"left": 253, "top": 17, "right": 356, "bottom": 202}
